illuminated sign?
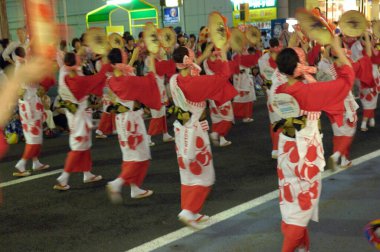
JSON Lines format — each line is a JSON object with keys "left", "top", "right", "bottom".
{"left": 232, "top": 7, "right": 277, "bottom": 26}
{"left": 232, "top": 0, "right": 277, "bottom": 10}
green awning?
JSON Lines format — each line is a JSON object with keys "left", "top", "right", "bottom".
{"left": 86, "top": 0, "right": 158, "bottom": 24}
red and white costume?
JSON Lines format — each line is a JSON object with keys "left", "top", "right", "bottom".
{"left": 106, "top": 68, "right": 161, "bottom": 202}
{"left": 259, "top": 52, "right": 282, "bottom": 158}
{"left": 203, "top": 57, "right": 239, "bottom": 146}
{"left": 170, "top": 60, "right": 237, "bottom": 226}
{"left": 275, "top": 64, "right": 355, "bottom": 251}
{"left": 55, "top": 63, "right": 111, "bottom": 190}
{"left": 147, "top": 58, "right": 176, "bottom": 141}
{"left": 96, "top": 86, "right": 116, "bottom": 137}
{"left": 318, "top": 58, "right": 359, "bottom": 167}
{"left": 232, "top": 52, "right": 261, "bottom": 121}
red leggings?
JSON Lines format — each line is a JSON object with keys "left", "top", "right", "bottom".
{"left": 281, "top": 221, "right": 309, "bottom": 252}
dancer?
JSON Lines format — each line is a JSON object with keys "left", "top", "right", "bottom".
{"left": 232, "top": 47, "right": 262, "bottom": 123}
{"left": 105, "top": 48, "right": 161, "bottom": 203}
{"left": 13, "top": 47, "right": 50, "bottom": 176}
{"left": 274, "top": 37, "right": 354, "bottom": 252}
{"left": 170, "top": 44, "right": 237, "bottom": 229}
{"left": 146, "top": 55, "right": 176, "bottom": 145}
{"left": 258, "top": 38, "right": 282, "bottom": 159}
{"left": 54, "top": 52, "right": 112, "bottom": 190}
{"left": 203, "top": 48, "right": 239, "bottom": 147}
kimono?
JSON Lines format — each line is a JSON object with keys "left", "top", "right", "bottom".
{"left": 108, "top": 72, "right": 161, "bottom": 186}
{"left": 275, "top": 64, "right": 355, "bottom": 251}
{"left": 232, "top": 52, "right": 261, "bottom": 119}
{"left": 203, "top": 58, "right": 238, "bottom": 137}
{"left": 147, "top": 58, "right": 176, "bottom": 136}
{"left": 170, "top": 61, "right": 237, "bottom": 215}
{"left": 58, "top": 64, "right": 111, "bottom": 173}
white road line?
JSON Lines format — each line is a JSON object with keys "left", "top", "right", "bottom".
{"left": 127, "top": 149, "right": 380, "bottom": 252}
{"left": 0, "top": 169, "right": 63, "bottom": 188}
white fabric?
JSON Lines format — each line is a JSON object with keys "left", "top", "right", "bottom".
{"left": 258, "top": 52, "right": 275, "bottom": 81}
{"left": 267, "top": 69, "right": 287, "bottom": 123}
{"left": 278, "top": 117, "right": 323, "bottom": 227}
{"left": 18, "top": 87, "right": 44, "bottom": 145}
{"left": 233, "top": 66, "right": 256, "bottom": 103}
{"left": 66, "top": 102, "right": 93, "bottom": 151}
{"left": 170, "top": 74, "right": 215, "bottom": 187}
{"left": 203, "top": 60, "right": 234, "bottom": 124}
{"left": 115, "top": 109, "right": 151, "bottom": 162}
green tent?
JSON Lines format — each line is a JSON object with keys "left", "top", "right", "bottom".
{"left": 85, "top": 0, "right": 159, "bottom": 35}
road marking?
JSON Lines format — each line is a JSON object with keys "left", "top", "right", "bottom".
{"left": 127, "top": 149, "right": 380, "bottom": 252}
{"left": 0, "top": 169, "right": 63, "bottom": 188}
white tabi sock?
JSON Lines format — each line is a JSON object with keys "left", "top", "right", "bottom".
{"left": 83, "top": 171, "right": 96, "bottom": 181}
{"left": 331, "top": 152, "right": 340, "bottom": 162}
{"left": 369, "top": 118, "right": 375, "bottom": 127}
{"left": 341, "top": 156, "right": 351, "bottom": 166}
{"left": 108, "top": 178, "right": 124, "bottom": 193}
{"left": 57, "top": 172, "right": 70, "bottom": 186}
{"left": 130, "top": 183, "right": 146, "bottom": 198}
{"left": 209, "top": 132, "right": 218, "bottom": 140}
{"left": 163, "top": 132, "right": 174, "bottom": 140}
{"left": 361, "top": 120, "right": 368, "bottom": 129}
{"left": 220, "top": 136, "right": 231, "bottom": 146}
{"left": 15, "top": 159, "right": 27, "bottom": 172}
{"left": 178, "top": 209, "right": 196, "bottom": 220}
{"left": 32, "top": 159, "right": 43, "bottom": 170}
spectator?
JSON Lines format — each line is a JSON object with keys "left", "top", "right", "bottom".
{"left": 279, "top": 23, "right": 290, "bottom": 48}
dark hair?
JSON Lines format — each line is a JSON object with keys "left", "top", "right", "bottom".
{"left": 261, "top": 31, "right": 267, "bottom": 36}
{"left": 269, "top": 38, "right": 279, "bottom": 48}
{"left": 247, "top": 47, "right": 256, "bottom": 54}
{"left": 0, "top": 38, "right": 9, "bottom": 49}
{"left": 200, "top": 42, "right": 208, "bottom": 53}
{"left": 80, "top": 33, "right": 86, "bottom": 43}
{"left": 60, "top": 40, "right": 67, "bottom": 51}
{"left": 125, "top": 35, "right": 134, "bottom": 43}
{"left": 276, "top": 48, "right": 299, "bottom": 76}
{"left": 138, "top": 32, "right": 144, "bottom": 39}
{"left": 15, "top": 47, "right": 26, "bottom": 58}
{"left": 71, "top": 38, "right": 80, "bottom": 48}
{"left": 123, "top": 31, "right": 131, "bottom": 39}
{"left": 64, "top": 52, "right": 76, "bottom": 66}
{"left": 190, "top": 34, "right": 196, "bottom": 40}
{"left": 200, "top": 26, "right": 205, "bottom": 32}
{"left": 108, "top": 48, "right": 123, "bottom": 64}
{"left": 172, "top": 46, "right": 189, "bottom": 64}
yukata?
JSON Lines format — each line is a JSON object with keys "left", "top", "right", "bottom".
{"left": 170, "top": 61, "right": 237, "bottom": 218}
{"left": 58, "top": 64, "right": 111, "bottom": 174}
{"left": 232, "top": 52, "right": 261, "bottom": 119}
{"left": 147, "top": 58, "right": 176, "bottom": 136}
{"left": 259, "top": 52, "right": 282, "bottom": 155}
{"left": 108, "top": 72, "right": 161, "bottom": 187}
{"left": 317, "top": 58, "right": 359, "bottom": 162}
{"left": 275, "top": 64, "right": 355, "bottom": 251}
{"left": 203, "top": 58, "right": 238, "bottom": 138}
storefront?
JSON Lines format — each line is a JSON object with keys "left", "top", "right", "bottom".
{"left": 231, "top": 0, "right": 277, "bottom": 31}
{"left": 306, "top": 0, "right": 379, "bottom": 21}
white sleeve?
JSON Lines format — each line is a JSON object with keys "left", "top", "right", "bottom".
{"left": 2, "top": 41, "right": 20, "bottom": 61}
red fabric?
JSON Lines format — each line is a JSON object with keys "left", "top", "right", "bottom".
{"left": 239, "top": 52, "right": 261, "bottom": 67}
{"left": 371, "top": 51, "right": 380, "bottom": 65}
{"left": 307, "top": 43, "right": 322, "bottom": 66}
{"left": 148, "top": 116, "right": 167, "bottom": 135}
{"left": 111, "top": 112, "right": 116, "bottom": 132}
{"left": 119, "top": 160, "right": 149, "bottom": 187}
{"left": 109, "top": 72, "right": 161, "bottom": 110}
{"left": 233, "top": 101, "right": 253, "bottom": 119}
{"left": 0, "top": 130, "right": 8, "bottom": 159}
{"left": 207, "top": 58, "right": 237, "bottom": 78}
{"left": 64, "top": 64, "right": 112, "bottom": 101}
{"left": 177, "top": 61, "right": 237, "bottom": 107}
{"left": 333, "top": 135, "right": 353, "bottom": 158}
{"left": 276, "top": 65, "right": 354, "bottom": 126}
{"left": 97, "top": 112, "right": 113, "bottom": 135}
{"left": 363, "top": 109, "right": 375, "bottom": 118}
{"left": 155, "top": 59, "right": 176, "bottom": 78}
{"left": 352, "top": 55, "right": 376, "bottom": 88}
{"left": 270, "top": 124, "right": 281, "bottom": 151}
{"left": 212, "top": 120, "right": 232, "bottom": 136}
{"left": 281, "top": 221, "right": 309, "bottom": 252}
{"left": 64, "top": 150, "right": 92, "bottom": 172}
{"left": 181, "top": 185, "right": 211, "bottom": 213}
{"left": 22, "top": 144, "right": 41, "bottom": 160}
{"left": 229, "top": 55, "right": 241, "bottom": 75}
{"left": 40, "top": 76, "right": 56, "bottom": 92}
{"left": 269, "top": 55, "right": 277, "bottom": 69}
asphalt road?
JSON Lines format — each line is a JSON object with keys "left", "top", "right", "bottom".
{"left": 0, "top": 97, "right": 379, "bottom": 252}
